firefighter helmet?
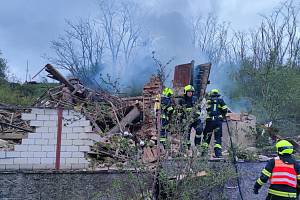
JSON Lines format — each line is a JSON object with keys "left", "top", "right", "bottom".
{"left": 276, "top": 140, "right": 294, "bottom": 155}
{"left": 184, "top": 85, "right": 195, "bottom": 94}
{"left": 162, "top": 87, "right": 174, "bottom": 97}
{"left": 211, "top": 89, "right": 220, "bottom": 95}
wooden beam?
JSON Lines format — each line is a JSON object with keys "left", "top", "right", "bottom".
{"left": 0, "top": 133, "right": 27, "bottom": 140}
{"left": 106, "top": 106, "right": 140, "bottom": 136}
{"left": 0, "top": 121, "right": 33, "bottom": 132}
{"left": 45, "top": 64, "right": 75, "bottom": 91}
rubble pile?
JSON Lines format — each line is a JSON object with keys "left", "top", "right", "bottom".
{"left": 137, "top": 76, "right": 162, "bottom": 140}
{"left": 2, "top": 63, "right": 294, "bottom": 168}
{"left": 30, "top": 64, "right": 163, "bottom": 166}
{"left": 0, "top": 104, "right": 32, "bottom": 142}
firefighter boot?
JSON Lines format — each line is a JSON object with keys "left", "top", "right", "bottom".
{"left": 200, "top": 142, "right": 209, "bottom": 156}
{"left": 214, "top": 144, "right": 222, "bottom": 158}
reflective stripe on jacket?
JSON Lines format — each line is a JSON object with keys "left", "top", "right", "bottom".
{"left": 270, "top": 157, "right": 297, "bottom": 188}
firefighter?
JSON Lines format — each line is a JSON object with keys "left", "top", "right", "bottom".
{"left": 253, "top": 140, "right": 300, "bottom": 200}
{"left": 202, "top": 89, "right": 228, "bottom": 158}
{"left": 160, "top": 87, "right": 174, "bottom": 147}
{"left": 178, "top": 85, "right": 202, "bottom": 147}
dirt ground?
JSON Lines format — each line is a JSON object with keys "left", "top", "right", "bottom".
{"left": 225, "top": 162, "right": 271, "bottom": 200}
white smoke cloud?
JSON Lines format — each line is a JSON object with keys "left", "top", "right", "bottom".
{"left": 0, "top": 0, "right": 284, "bottom": 84}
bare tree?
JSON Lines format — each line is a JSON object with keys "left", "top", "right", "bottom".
{"left": 151, "top": 51, "right": 174, "bottom": 86}
{"left": 98, "top": 0, "right": 141, "bottom": 70}
{"left": 192, "top": 13, "right": 230, "bottom": 65}
{"left": 50, "top": 20, "right": 105, "bottom": 83}
{"left": 228, "top": 31, "right": 249, "bottom": 64}
{"left": 229, "top": 1, "right": 300, "bottom": 68}
{"left": 228, "top": 0, "right": 300, "bottom": 129}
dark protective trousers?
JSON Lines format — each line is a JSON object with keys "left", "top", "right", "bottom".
{"left": 266, "top": 194, "right": 297, "bottom": 200}
{"left": 190, "top": 119, "right": 203, "bottom": 146}
{"left": 160, "top": 118, "right": 169, "bottom": 141}
{"left": 203, "top": 119, "right": 223, "bottom": 156}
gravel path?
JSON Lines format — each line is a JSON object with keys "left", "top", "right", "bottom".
{"left": 225, "top": 162, "right": 271, "bottom": 200}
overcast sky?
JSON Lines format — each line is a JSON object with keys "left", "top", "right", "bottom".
{"left": 0, "top": 0, "right": 280, "bottom": 82}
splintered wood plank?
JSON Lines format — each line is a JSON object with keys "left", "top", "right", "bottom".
{"left": 0, "top": 133, "right": 27, "bottom": 140}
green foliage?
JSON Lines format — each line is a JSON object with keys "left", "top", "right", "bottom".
{"left": 0, "top": 51, "right": 8, "bottom": 80}
{"left": 230, "top": 60, "right": 300, "bottom": 136}
{"left": 155, "top": 158, "right": 235, "bottom": 200}
{"left": 234, "top": 146, "right": 258, "bottom": 161}
{"left": 0, "top": 82, "right": 58, "bottom": 106}
{"left": 254, "top": 125, "right": 272, "bottom": 149}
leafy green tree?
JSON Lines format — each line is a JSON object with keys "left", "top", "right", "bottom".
{"left": 231, "top": 59, "right": 300, "bottom": 135}
{"left": 0, "top": 50, "right": 8, "bottom": 80}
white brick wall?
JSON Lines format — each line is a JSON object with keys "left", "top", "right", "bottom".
{"left": 72, "top": 152, "right": 84, "bottom": 158}
{"left": 0, "top": 152, "right": 6, "bottom": 158}
{"left": 48, "top": 139, "right": 57, "bottom": 145}
{"left": 48, "top": 127, "right": 57, "bottom": 132}
{"left": 72, "top": 127, "right": 84, "bottom": 133}
{"left": 14, "top": 158, "right": 27, "bottom": 164}
{"left": 21, "top": 113, "right": 36, "bottom": 120}
{"left": 6, "top": 152, "right": 20, "bottom": 158}
{"left": 36, "top": 127, "right": 49, "bottom": 133}
{"left": 35, "top": 139, "right": 48, "bottom": 145}
{"left": 30, "top": 120, "right": 43, "bottom": 127}
{"left": 5, "top": 164, "right": 20, "bottom": 170}
{"left": 66, "top": 158, "right": 78, "bottom": 164}
{"left": 22, "top": 139, "right": 35, "bottom": 145}
{"left": 28, "top": 157, "right": 41, "bottom": 164}
{"left": 0, "top": 108, "right": 98, "bottom": 170}
{"left": 0, "top": 158, "right": 14, "bottom": 164}
{"left": 47, "top": 152, "right": 56, "bottom": 158}
{"left": 21, "top": 152, "right": 34, "bottom": 157}
{"left": 43, "top": 121, "right": 57, "bottom": 127}
{"left": 34, "top": 152, "right": 47, "bottom": 158}
{"left": 41, "top": 158, "right": 55, "bottom": 164}
{"left": 42, "top": 145, "right": 55, "bottom": 152}
{"left": 28, "top": 133, "right": 42, "bottom": 139}
{"left": 45, "top": 109, "right": 57, "bottom": 115}
{"left": 27, "top": 145, "right": 42, "bottom": 152}
{"left": 79, "top": 146, "right": 90, "bottom": 152}
{"left": 61, "top": 140, "right": 72, "bottom": 145}
{"left": 84, "top": 126, "right": 93, "bottom": 132}
{"left": 67, "top": 134, "right": 79, "bottom": 140}
{"left": 14, "top": 145, "right": 28, "bottom": 152}
{"left": 36, "top": 114, "right": 49, "bottom": 121}
{"left": 49, "top": 115, "right": 58, "bottom": 121}
{"left": 31, "top": 108, "right": 45, "bottom": 115}
{"left": 60, "top": 158, "right": 66, "bottom": 164}
{"left": 61, "top": 146, "right": 78, "bottom": 152}
{"left": 62, "top": 127, "right": 72, "bottom": 133}
{"left": 61, "top": 152, "right": 72, "bottom": 158}
{"left": 41, "top": 133, "right": 56, "bottom": 139}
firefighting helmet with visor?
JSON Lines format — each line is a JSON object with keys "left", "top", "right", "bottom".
{"left": 184, "top": 85, "right": 195, "bottom": 94}
{"left": 276, "top": 140, "right": 294, "bottom": 155}
{"left": 162, "top": 87, "right": 174, "bottom": 97}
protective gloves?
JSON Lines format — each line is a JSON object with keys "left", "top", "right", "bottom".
{"left": 253, "top": 187, "right": 259, "bottom": 194}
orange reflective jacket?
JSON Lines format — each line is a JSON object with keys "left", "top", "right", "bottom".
{"left": 270, "top": 157, "right": 297, "bottom": 188}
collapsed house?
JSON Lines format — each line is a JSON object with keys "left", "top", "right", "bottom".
{"left": 0, "top": 61, "right": 260, "bottom": 170}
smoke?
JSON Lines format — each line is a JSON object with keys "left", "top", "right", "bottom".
{"left": 207, "top": 63, "right": 251, "bottom": 113}
{"left": 46, "top": 0, "right": 284, "bottom": 104}
{"left": 118, "top": 0, "right": 216, "bottom": 90}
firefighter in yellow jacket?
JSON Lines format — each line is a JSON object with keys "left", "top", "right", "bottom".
{"left": 253, "top": 140, "right": 300, "bottom": 200}
{"left": 178, "top": 85, "right": 203, "bottom": 148}
{"left": 159, "top": 87, "right": 174, "bottom": 147}
{"left": 202, "top": 89, "right": 228, "bottom": 157}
